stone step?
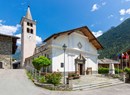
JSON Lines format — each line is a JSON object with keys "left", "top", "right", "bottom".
{"left": 73, "top": 79, "right": 121, "bottom": 87}
{"left": 73, "top": 80, "right": 124, "bottom": 90}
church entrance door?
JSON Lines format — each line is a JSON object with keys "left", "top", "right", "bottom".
{"left": 75, "top": 54, "right": 86, "bottom": 75}
{"left": 78, "top": 64, "right": 83, "bottom": 75}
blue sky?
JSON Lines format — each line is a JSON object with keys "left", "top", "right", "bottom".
{"left": 0, "top": 0, "right": 130, "bottom": 44}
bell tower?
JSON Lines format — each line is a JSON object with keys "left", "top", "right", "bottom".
{"left": 20, "top": 6, "right": 36, "bottom": 66}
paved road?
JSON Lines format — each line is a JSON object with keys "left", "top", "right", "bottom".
{"left": 0, "top": 69, "right": 52, "bottom": 95}
{"left": 0, "top": 69, "right": 130, "bottom": 95}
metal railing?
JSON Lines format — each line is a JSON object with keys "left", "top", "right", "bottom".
{"left": 25, "top": 65, "right": 42, "bottom": 82}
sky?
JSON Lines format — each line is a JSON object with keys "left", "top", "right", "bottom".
{"left": 0, "top": 0, "right": 130, "bottom": 44}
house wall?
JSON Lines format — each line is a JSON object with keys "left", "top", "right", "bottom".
{"left": 0, "top": 35, "right": 12, "bottom": 69}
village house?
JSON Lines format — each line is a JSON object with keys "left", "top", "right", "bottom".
{"left": 22, "top": 7, "right": 103, "bottom": 75}
{"left": 0, "top": 33, "right": 19, "bottom": 69}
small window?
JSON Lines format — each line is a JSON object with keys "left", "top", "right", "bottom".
{"left": 61, "top": 63, "right": 64, "bottom": 68}
{"left": 30, "top": 23, "right": 33, "bottom": 27}
{"left": 27, "top": 22, "right": 29, "bottom": 26}
{"left": 27, "top": 28, "right": 30, "bottom": 33}
{"left": 31, "top": 29, "right": 33, "bottom": 34}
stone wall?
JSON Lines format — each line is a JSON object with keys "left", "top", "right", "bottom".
{"left": 0, "top": 35, "right": 12, "bottom": 69}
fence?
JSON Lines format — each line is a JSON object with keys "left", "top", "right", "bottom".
{"left": 25, "top": 65, "right": 43, "bottom": 82}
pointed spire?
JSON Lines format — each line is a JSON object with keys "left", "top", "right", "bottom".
{"left": 25, "top": 6, "right": 32, "bottom": 20}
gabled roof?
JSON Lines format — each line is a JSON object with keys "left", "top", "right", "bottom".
{"left": 98, "top": 58, "right": 119, "bottom": 64}
{"left": 43, "top": 26, "right": 103, "bottom": 50}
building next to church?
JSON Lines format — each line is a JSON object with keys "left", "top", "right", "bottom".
{"left": 21, "top": 7, "right": 103, "bottom": 75}
{"left": 0, "top": 33, "right": 19, "bottom": 69}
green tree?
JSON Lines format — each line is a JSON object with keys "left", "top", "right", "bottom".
{"left": 32, "top": 56, "right": 51, "bottom": 72}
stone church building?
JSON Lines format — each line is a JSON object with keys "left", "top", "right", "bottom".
{"left": 0, "top": 33, "right": 19, "bottom": 69}
{"left": 22, "top": 7, "right": 103, "bottom": 75}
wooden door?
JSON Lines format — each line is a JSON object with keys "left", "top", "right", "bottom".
{"left": 78, "top": 64, "right": 83, "bottom": 75}
{"left": 0, "top": 62, "right": 3, "bottom": 68}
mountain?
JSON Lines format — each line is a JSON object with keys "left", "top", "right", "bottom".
{"left": 98, "top": 18, "right": 130, "bottom": 59}
{"left": 13, "top": 46, "right": 21, "bottom": 60}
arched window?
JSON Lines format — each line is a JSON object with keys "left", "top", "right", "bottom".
{"left": 31, "top": 29, "right": 33, "bottom": 34}
{"left": 30, "top": 23, "right": 33, "bottom": 27}
{"left": 27, "top": 28, "right": 30, "bottom": 33}
{"left": 27, "top": 22, "right": 29, "bottom": 26}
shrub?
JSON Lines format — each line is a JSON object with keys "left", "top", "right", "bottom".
{"left": 115, "top": 68, "right": 123, "bottom": 74}
{"left": 98, "top": 67, "right": 123, "bottom": 74}
{"left": 98, "top": 67, "right": 109, "bottom": 74}
{"left": 32, "top": 56, "right": 51, "bottom": 71}
{"left": 39, "top": 76, "right": 46, "bottom": 83}
{"left": 45, "top": 72, "right": 62, "bottom": 86}
{"left": 124, "top": 67, "right": 130, "bottom": 74}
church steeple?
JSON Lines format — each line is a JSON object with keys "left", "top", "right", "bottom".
{"left": 25, "top": 6, "right": 32, "bottom": 20}
{"left": 21, "top": 6, "right": 36, "bottom": 66}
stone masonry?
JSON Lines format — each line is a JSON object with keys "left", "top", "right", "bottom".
{"left": 0, "top": 35, "right": 12, "bottom": 69}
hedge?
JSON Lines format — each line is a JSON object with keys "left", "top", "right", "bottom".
{"left": 98, "top": 67, "right": 123, "bottom": 74}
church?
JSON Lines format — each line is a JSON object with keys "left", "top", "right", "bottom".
{"left": 21, "top": 7, "right": 103, "bottom": 75}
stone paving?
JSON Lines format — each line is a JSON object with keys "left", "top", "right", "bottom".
{"left": 72, "top": 75, "right": 121, "bottom": 86}
{"left": 0, "top": 69, "right": 130, "bottom": 95}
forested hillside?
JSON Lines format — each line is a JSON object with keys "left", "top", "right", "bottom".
{"left": 98, "top": 18, "right": 130, "bottom": 59}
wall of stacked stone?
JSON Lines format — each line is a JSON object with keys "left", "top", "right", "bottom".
{"left": 0, "top": 36, "right": 12, "bottom": 69}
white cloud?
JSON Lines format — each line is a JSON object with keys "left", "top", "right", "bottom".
{"left": 120, "top": 17, "right": 124, "bottom": 21}
{"left": 0, "top": 20, "right": 20, "bottom": 35}
{"left": 91, "top": 4, "right": 99, "bottom": 12}
{"left": 15, "top": 34, "right": 42, "bottom": 45}
{"left": 0, "top": 19, "right": 42, "bottom": 45}
{"left": 119, "top": 8, "right": 130, "bottom": 15}
{"left": 36, "top": 35, "right": 42, "bottom": 44}
{"left": 126, "top": 9, "right": 130, "bottom": 14}
{"left": 92, "top": 30, "right": 103, "bottom": 37}
{"left": 119, "top": 9, "right": 126, "bottom": 15}
{"left": 15, "top": 34, "right": 21, "bottom": 44}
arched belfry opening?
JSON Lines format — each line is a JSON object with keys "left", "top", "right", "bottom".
{"left": 75, "top": 54, "right": 86, "bottom": 75}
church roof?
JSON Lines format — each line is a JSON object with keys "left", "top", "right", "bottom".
{"left": 43, "top": 26, "right": 103, "bottom": 50}
{"left": 25, "top": 6, "right": 32, "bottom": 20}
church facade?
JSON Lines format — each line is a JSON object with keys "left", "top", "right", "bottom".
{"left": 22, "top": 7, "right": 103, "bottom": 75}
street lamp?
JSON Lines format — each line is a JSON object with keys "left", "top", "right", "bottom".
{"left": 62, "top": 44, "right": 67, "bottom": 84}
